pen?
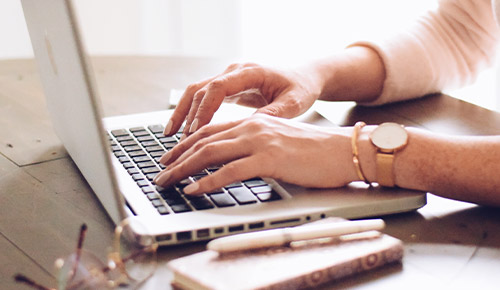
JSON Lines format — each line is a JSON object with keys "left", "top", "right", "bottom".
{"left": 207, "top": 219, "right": 385, "bottom": 253}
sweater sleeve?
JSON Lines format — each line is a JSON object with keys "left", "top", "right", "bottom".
{"left": 354, "top": 0, "right": 500, "bottom": 106}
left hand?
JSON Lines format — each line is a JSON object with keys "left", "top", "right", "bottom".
{"left": 153, "top": 114, "right": 359, "bottom": 195}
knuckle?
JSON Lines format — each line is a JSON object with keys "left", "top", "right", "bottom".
{"left": 286, "top": 97, "right": 304, "bottom": 116}
{"left": 207, "top": 78, "right": 226, "bottom": 92}
{"left": 185, "top": 83, "right": 202, "bottom": 95}
{"left": 242, "top": 62, "right": 259, "bottom": 68}
{"left": 225, "top": 62, "right": 242, "bottom": 71}
{"left": 193, "top": 89, "right": 206, "bottom": 102}
{"left": 200, "top": 142, "right": 217, "bottom": 157}
{"left": 192, "top": 139, "right": 208, "bottom": 152}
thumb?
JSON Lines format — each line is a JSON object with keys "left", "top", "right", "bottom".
{"left": 254, "top": 96, "right": 303, "bottom": 118}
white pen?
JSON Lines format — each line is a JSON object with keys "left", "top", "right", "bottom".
{"left": 207, "top": 219, "right": 385, "bottom": 253}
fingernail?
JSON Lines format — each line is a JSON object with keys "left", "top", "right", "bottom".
{"left": 189, "top": 118, "right": 199, "bottom": 134}
{"left": 153, "top": 171, "right": 170, "bottom": 185}
{"left": 183, "top": 182, "right": 199, "bottom": 195}
{"left": 163, "top": 120, "right": 173, "bottom": 135}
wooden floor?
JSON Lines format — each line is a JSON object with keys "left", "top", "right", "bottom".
{"left": 1, "top": 56, "right": 500, "bottom": 289}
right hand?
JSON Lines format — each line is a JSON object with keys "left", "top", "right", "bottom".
{"left": 163, "top": 62, "right": 322, "bottom": 137}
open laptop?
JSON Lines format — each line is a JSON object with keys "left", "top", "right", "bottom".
{"left": 21, "top": 0, "right": 426, "bottom": 246}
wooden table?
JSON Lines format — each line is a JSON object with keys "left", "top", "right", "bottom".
{"left": 1, "top": 56, "right": 499, "bottom": 289}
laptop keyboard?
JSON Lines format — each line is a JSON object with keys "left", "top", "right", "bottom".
{"left": 107, "top": 124, "right": 281, "bottom": 215}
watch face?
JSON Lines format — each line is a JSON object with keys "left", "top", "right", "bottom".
{"left": 370, "top": 122, "right": 408, "bottom": 151}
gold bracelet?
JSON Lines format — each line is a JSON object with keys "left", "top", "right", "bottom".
{"left": 351, "top": 121, "right": 370, "bottom": 185}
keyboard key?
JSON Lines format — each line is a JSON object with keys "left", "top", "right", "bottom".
{"left": 146, "top": 173, "right": 158, "bottom": 181}
{"left": 159, "top": 136, "right": 177, "bottom": 143}
{"left": 119, "top": 140, "right": 138, "bottom": 147}
{"left": 256, "top": 191, "right": 281, "bottom": 202}
{"left": 123, "top": 145, "right": 142, "bottom": 152}
{"left": 228, "top": 187, "right": 258, "bottom": 205}
{"left": 170, "top": 204, "right": 192, "bottom": 213}
{"left": 132, "top": 156, "right": 151, "bottom": 163}
{"left": 122, "top": 162, "right": 135, "bottom": 169}
{"left": 129, "top": 126, "right": 145, "bottom": 132}
{"left": 127, "top": 168, "right": 140, "bottom": 175}
{"left": 147, "top": 192, "right": 160, "bottom": 200}
{"left": 111, "top": 145, "right": 121, "bottom": 152}
{"left": 142, "top": 167, "right": 160, "bottom": 174}
{"left": 140, "top": 141, "right": 159, "bottom": 147}
{"left": 150, "top": 151, "right": 165, "bottom": 158}
{"left": 157, "top": 206, "right": 169, "bottom": 215}
{"left": 176, "top": 178, "right": 193, "bottom": 191}
{"left": 209, "top": 193, "right": 236, "bottom": 207}
{"left": 133, "top": 130, "right": 150, "bottom": 137}
{"left": 117, "top": 156, "right": 129, "bottom": 163}
{"left": 131, "top": 173, "right": 144, "bottom": 181}
{"left": 151, "top": 199, "right": 164, "bottom": 207}
{"left": 128, "top": 150, "right": 147, "bottom": 157}
{"left": 141, "top": 186, "right": 155, "bottom": 194}
{"left": 244, "top": 179, "right": 268, "bottom": 188}
{"left": 136, "top": 180, "right": 150, "bottom": 187}
{"left": 111, "top": 129, "right": 129, "bottom": 137}
{"left": 225, "top": 182, "right": 243, "bottom": 189}
{"left": 116, "top": 135, "right": 133, "bottom": 142}
{"left": 189, "top": 196, "right": 215, "bottom": 210}
{"left": 148, "top": 124, "right": 165, "bottom": 134}
{"left": 137, "top": 135, "right": 154, "bottom": 142}
{"left": 157, "top": 186, "right": 183, "bottom": 199}
{"left": 114, "top": 151, "right": 126, "bottom": 158}
{"left": 137, "top": 161, "right": 156, "bottom": 169}
{"left": 206, "top": 165, "right": 222, "bottom": 172}
{"left": 207, "top": 188, "right": 225, "bottom": 194}
{"left": 145, "top": 145, "right": 164, "bottom": 153}
{"left": 250, "top": 185, "right": 272, "bottom": 194}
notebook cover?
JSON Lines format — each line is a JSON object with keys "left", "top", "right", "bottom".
{"left": 167, "top": 220, "right": 403, "bottom": 290}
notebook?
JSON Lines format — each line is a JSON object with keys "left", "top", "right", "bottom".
{"left": 20, "top": 0, "right": 426, "bottom": 246}
{"left": 168, "top": 218, "right": 404, "bottom": 289}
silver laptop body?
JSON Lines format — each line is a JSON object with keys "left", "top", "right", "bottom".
{"left": 21, "top": 0, "right": 426, "bottom": 245}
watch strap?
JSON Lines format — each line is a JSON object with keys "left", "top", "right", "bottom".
{"left": 376, "top": 152, "right": 395, "bottom": 187}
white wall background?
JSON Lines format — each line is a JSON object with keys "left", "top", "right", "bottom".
{"left": 1, "top": 0, "right": 497, "bottom": 110}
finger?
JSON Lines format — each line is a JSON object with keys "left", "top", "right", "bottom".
{"left": 189, "top": 66, "right": 267, "bottom": 134}
{"left": 164, "top": 77, "right": 215, "bottom": 136}
{"left": 153, "top": 138, "right": 251, "bottom": 188}
{"left": 181, "top": 87, "right": 207, "bottom": 138}
{"left": 158, "top": 119, "right": 243, "bottom": 166}
{"left": 183, "top": 157, "right": 262, "bottom": 195}
{"left": 170, "top": 63, "right": 247, "bottom": 137}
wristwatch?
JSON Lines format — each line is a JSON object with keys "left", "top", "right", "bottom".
{"left": 369, "top": 122, "right": 408, "bottom": 187}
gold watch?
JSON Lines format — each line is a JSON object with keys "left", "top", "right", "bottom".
{"left": 369, "top": 122, "right": 408, "bottom": 187}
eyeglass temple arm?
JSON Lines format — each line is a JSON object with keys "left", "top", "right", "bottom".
{"left": 14, "top": 274, "right": 55, "bottom": 290}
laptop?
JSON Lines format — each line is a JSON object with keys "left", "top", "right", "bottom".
{"left": 21, "top": 0, "right": 426, "bottom": 246}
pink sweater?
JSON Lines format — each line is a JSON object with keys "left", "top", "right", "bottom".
{"left": 357, "top": 0, "right": 500, "bottom": 105}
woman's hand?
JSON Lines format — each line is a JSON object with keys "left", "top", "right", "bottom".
{"left": 163, "top": 63, "right": 323, "bottom": 137}
{"left": 154, "top": 114, "right": 359, "bottom": 195}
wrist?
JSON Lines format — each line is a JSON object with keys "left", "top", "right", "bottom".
{"left": 314, "top": 46, "right": 385, "bottom": 103}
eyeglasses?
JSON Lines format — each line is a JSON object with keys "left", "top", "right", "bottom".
{"left": 15, "top": 218, "right": 158, "bottom": 290}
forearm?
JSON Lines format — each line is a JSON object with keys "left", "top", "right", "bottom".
{"left": 357, "top": 126, "right": 500, "bottom": 206}
{"left": 304, "top": 46, "right": 386, "bottom": 103}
